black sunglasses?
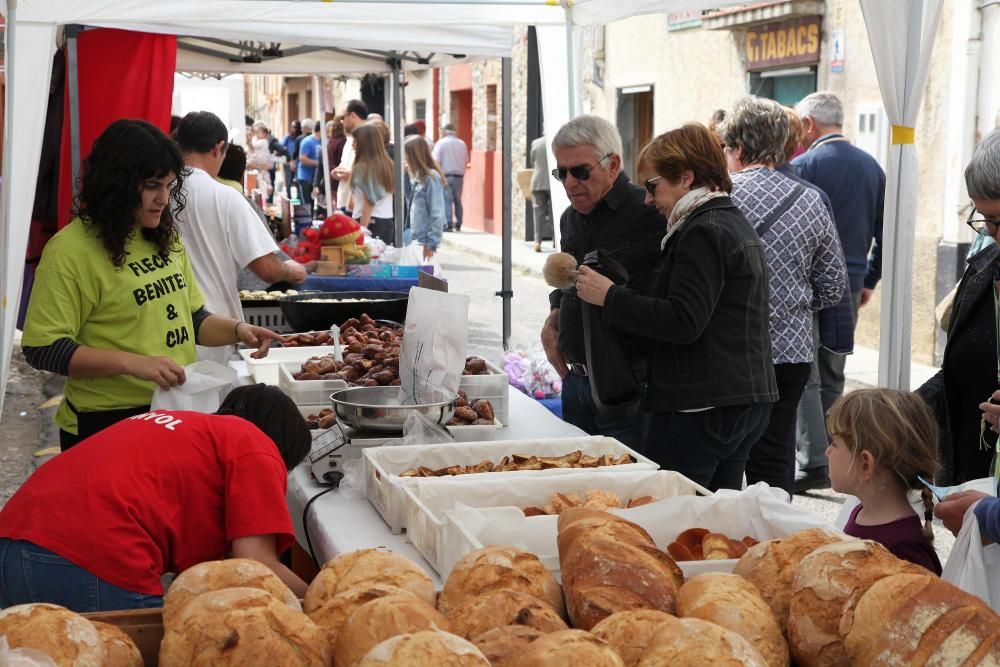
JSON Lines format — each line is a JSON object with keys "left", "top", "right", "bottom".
{"left": 552, "top": 153, "right": 613, "bottom": 182}
{"left": 644, "top": 176, "right": 662, "bottom": 196}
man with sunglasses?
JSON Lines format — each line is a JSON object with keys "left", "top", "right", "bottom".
{"left": 540, "top": 115, "right": 665, "bottom": 451}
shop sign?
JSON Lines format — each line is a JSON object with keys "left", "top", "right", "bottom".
{"left": 667, "top": 9, "right": 703, "bottom": 31}
{"left": 744, "top": 16, "right": 821, "bottom": 71}
{"left": 830, "top": 29, "right": 845, "bottom": 73}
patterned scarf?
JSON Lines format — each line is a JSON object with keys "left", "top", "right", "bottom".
{"left": 661, "top": 186, "right": 729, "bottom": 249}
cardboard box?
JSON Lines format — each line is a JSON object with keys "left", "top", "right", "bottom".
{"left": 84, "top": 608, "right": 163, "bottom": 666}
{"left": 320, "top": 246, "right": 345, "bottom": 263}
{"left": 315, "top": 260, "right": 346, "bottom": 276}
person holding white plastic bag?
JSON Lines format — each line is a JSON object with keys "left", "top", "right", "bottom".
{"left": 20, "top": 120, "right": 283, "bottom": 451}
{"left": 404, "top": 135, "right": 447, "bottom": 260}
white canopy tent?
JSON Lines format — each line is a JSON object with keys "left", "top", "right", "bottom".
{"left": 0, "top": 0, "right": 939, "bottom": 415}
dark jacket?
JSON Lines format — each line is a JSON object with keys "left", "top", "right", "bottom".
{"left": 917, "top": 243, "right": 1000, "bottom": 484}
{"left": 603, "top": 197, "right": 778, "bottom": 411}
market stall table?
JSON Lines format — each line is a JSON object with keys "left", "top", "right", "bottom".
{"left": 286, "top": 389, "right": 585, "bottom": 584}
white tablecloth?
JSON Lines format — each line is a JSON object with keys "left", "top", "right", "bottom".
{"left": 285, "top": 389, "right": 584, "bottom": 584}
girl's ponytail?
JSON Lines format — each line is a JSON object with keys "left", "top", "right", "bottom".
{"left": 920, "top": 486, "right": 936, "bottom": 543}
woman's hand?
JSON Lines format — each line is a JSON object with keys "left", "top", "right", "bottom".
{"left": 237, "top": 323, "right": 285, "bottom": 359}
{"left": 124, "top": 354, "right": 186, "bottom": 389}
{"left": 934, "top": 490, "right": 991, "bottom": 538}
{"left": 575, "top": 265, "right": 614, "bottom": 307}
{"left": 980, "top": 390, "right": 1000, "bottom": 433}
{"left": 422, "top": 246, "right": 435, "bottom": 261}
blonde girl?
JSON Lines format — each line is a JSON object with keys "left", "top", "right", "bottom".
{"left": 349, "top": 122, "right": 395, "bottom": 244}
{"left": 825, "top": 388, "right": 942, "bottom": 574}
{"left": 404, "top": 135, "right": 446, "bottom": 261}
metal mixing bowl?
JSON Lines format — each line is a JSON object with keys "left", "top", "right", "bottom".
{"left": 330, "top": 386, "right": 458, "bottom": 433}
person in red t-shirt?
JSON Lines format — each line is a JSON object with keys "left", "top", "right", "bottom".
{"left": 0, "top": 384, "right": 311, "bottom": 612}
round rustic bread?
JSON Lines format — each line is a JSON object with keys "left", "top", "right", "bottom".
{"left": 162, "top": 558, "right": 300, "bottom": 627}
{"left": 438, "top": 546, "right": 564, "bottom": 617}
{"left": 357, "top": 630, "right": 490, "bottom": 666}
{"left": 788, "top": 538, "right": 927, "bottom": 667}
{"left": 732, "top": 528, "right": 845, "bottom": 633}
{"left": 158, "top": 587, "right": 328, "bottom": 667}
{"left": 590, "top": 609, "right": 676, "bottom": 667}
{"left": 308, "top": 583, "right": 417, "bottom": 645}
{"left": 304, "top": 548, "right": 435, "bottom": 613}
{"left": 333, "top": 592, "right": 450, "bottom": 667}
{"left": 511, "top": 629, "right": 625, "bottom": 667}
{"left": 446, "top": 589, "right": 567, "bottom": 639}
{"left": 676, "top": 572, "right": 788, "bottom": 667}
{"left": 637, "top": 615, "right": 768, "bottom": 667}
{"left": 471, "top": 625, "right": 545, "bottom": 667}
{"left": 840, "top": 573, "right": 1000, "bottom": 665}
{"left": 91, "top": 621, "right": 143, "bottom": 667}
{"left": 0, "top": 603, "right": 106, "bottom": 666}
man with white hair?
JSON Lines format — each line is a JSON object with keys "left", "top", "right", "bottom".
{"left": 539, "top": 115, "right": 664, "bottom": 451}
{"left": 791, "top": 92, "right": 886, "bottom": 493}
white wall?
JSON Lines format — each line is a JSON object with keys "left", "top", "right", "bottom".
{"left": 172, "top": 73, "right": 247, "bottom": 146}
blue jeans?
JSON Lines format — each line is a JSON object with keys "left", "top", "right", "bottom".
{"left": 0, "top": 538, "right": 163, "bottom": 613}
{"left": 560, "top": 366, "right": 649, "bottom": 453}
{"left": 648, "top": 402, "right": 772, "bottom": 491}
{"left": 444, "top": 175, "right": 464, "bottom": 229}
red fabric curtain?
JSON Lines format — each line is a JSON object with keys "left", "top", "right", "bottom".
{"left": 57, "top": 29, "right": 177, "bottom": 227}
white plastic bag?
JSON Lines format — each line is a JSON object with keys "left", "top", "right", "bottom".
{"left": 150, "top": 360, "right": 237, "bottom": 413}
{"left": 942, "top": 499, "right": 1000, "bottom": 611}
{"left": 382, "top": 242, "right": 444, "bottom": 278}
{"left": 397, "top": 287, "right": 469, "bottom": 405}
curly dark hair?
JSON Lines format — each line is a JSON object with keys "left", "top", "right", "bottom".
{"left": 72, "top": 119, "right": 186, "bottom": 268}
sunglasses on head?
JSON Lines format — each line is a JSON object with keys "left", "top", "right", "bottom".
{"left": 552, "top": 153, "right": 613, "bottom": 182}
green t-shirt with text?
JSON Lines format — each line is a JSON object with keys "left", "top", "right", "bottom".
{"left": 22, "top": 219, "right": 205, "bottom": 432}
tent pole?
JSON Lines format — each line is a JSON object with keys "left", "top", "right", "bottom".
{"left": 499, "top": 56, "right": 513, "bottom": 350}
{"left": 66, "top": 24, "right": 83, "bottom": 198}
{"left": 563, "top": 2, "right": 576, "bottom": 117}
{"left": 316, "top": 75, "right": 333, "bottom": 218}
{"left": 390, "top": 56, "right": 405, "bottom": 248}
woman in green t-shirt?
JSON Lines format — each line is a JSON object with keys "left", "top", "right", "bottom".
{"left": 22, "top": 119, "right": 282, "bottom": 450}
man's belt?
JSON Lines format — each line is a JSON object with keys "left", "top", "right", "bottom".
{"left": 445, "top": 173, "right": 465, "bottom": 178}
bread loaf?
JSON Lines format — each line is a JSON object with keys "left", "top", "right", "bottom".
{"left": 511, "top": 629, "right": 625, "bottom": 667}
{"left": 439, "top": 546, "right": 564, "bottom": 617}
{"left": 0, "top": 603, "right": 106, "bottom": 667}
{"left": 358, "top": 630, "right": 490, "bottom": 666}
{"left": 304, "top": 548, "right": 436, "bottom": 613}
{"left": 676, "top": 572, "right": 788, "bottom": 667}
{"left": 91, "top": 621, "right": 143, "bottom": 667}
{"left": 559, "top": 510, "right": 682, "bottom": 629}
{"left": 308, "top": 583, "right": 417, "bottom": 646}
{"left": 840, "top": 573, "right": 1000, "bottom": 665}
{"left": 333, "top": 593, "right": 450, "bottom": 667}
{"left": 637, "top": 616, "right": 768, "bottom": 667}
{"left": 158, "top": 587, "right": 328, "bottom": 667}
{"left": 446, "top": 589, "right": 567, "bottom": 639}
{"left": 590, "top": 609, "right": 676, "bottom": 667}
{"left": 788, "top": 539, "right": 927, "bottom": 667}
{"left": 732, "top": 528, "right": 844, "bottom": 633}
{"left": 162, "top": 558, "right": 300, "bottom": 627}
{"left": 471, "top": 625, "right": 545, "bottom": 667}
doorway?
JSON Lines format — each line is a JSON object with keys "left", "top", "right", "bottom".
{"left": 749, "top": 68, "right": 817, "bottom": 107}
{"left": 617, "top": 86, "right": 654, "bottom": 183}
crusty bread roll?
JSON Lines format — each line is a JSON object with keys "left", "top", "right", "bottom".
{"left": 304, "top": 548, "right": 436, "bottom": 613}
{"left": 439, "top": 546, "right": 564, "bottom": 617}
{"left": 91, "top": 621, "right": 143, "bottom": 667}
{"left": 446, "top": 590, "right": 567, "bottom": 640}
{"left": 676, "top": 572, "right": 788, "bottom": 667}
{"left": 560, "top": 514, "right": 682, "bottom": 629}
{"left": 471, "top": 625, "right": 544, "bottom": 667}
{"left": 637, "top": 615, "right": 768, "bottom": 667}
{"left": 590, "top": 609, "right": 676, "bottom": 667}
{"left": 788, "top": 539, "right": 927, "bottom": 667}
{"left": 162, "top": 558, "right": 300, "bottom": 627}
{"left": 840, "top": 573, "right": 1000, "bottom": 665}
{"left": 308, "top": 583, "right": 417, "bottom": 646}
{"left": 158, "top": 587, "right": 328, "bottom": 667}
{"left": 333, "top": 593, "right": 450, "bottom": 667}
{"left": 0, "top": 603, "right": 106, "bottom": 666}
{"left": 732, "top": 528, "right": 844, "bottom": 633}
{"left": 511, "top": 629, "right": 625, "bottom": 667}
{"left": 358, "top": 630, "right": 490, "bottom": 666}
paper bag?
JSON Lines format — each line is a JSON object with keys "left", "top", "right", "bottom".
{"left": 942, "top": 499, "right": 1000, "bottom": 611}
{"left": 151, "top": 360, "right": 237, "bottom": 413}
{"left": 397, "top": 287, "right": 469, "bottom": 405}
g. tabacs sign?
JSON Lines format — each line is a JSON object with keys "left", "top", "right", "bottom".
{"left": 745, "top": 16, "right": 821, "bottom": 71}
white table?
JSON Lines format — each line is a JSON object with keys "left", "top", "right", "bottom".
{"left": 285, "top": 389, "right": 584, "bottom": 583}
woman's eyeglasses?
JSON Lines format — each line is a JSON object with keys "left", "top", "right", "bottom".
{"left": 644, "top": 176, "right": 662, "bottom": 195}
{"left": 552, "top": 153, "right": 613, "bottom": 182}
{"left": 967, "top": 206, "right": 1000, "bottom": 234}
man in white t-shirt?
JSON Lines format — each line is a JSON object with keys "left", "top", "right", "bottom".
{"left": 333, "top": 99, "right": 369, "bottom": 211}
{"left": 175, "top": 112, "right": 306, "bottom": 364}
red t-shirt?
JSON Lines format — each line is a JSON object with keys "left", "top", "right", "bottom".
{"left": 0, "top": 411, "right": 295, "bottom": 595}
